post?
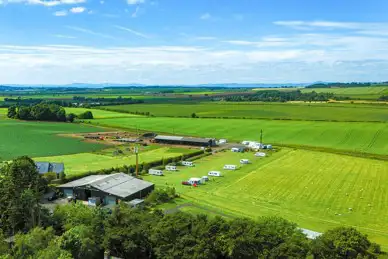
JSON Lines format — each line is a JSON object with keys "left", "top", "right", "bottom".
{"left": 260, "top": 129, "right": 263, "bottom": 145}
{"left": 135, "top": 146, "right": 139, "bottom": 177}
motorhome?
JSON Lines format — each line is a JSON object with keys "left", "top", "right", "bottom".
{"left": 208, "top": 171, "right": 222, "bottom": 177}
{"left": 223, "top": 165, "right": 237, "bottom": 170}
{"left": 240, "top": 159, "right": 250, "bottom": 164}
{"left": 148, "top": 169, "right": 164, "bottom": 176}
{"left": 182, "top": 161, "right": 194, "bottom": 167}
{"left": 255, "top": 152, "right": 266, "bottom": 157}
{"left": 165, "top": 165, "right": 177, "bottom": 171}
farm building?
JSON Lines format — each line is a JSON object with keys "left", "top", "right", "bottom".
{"left": 35, "top": 162, "right": 64, "bottom": 175}
{"left": 153, "top": 135, "right": 216, "bottom": 147}
{"left": 58, "top": 173, "right": 154, "bottom": 205}
{"left": 115, "top": 138, "right": 139, "bottom": 143}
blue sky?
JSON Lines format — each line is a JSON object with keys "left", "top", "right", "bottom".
{"left": 1, "top": 0, "right": 388, "bottom": 85}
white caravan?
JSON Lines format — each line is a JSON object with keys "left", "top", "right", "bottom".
{"left": 148, "top": 169, "right": 164, "bottom": 176}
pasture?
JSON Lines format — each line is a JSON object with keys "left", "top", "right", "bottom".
{"left": 86, "top": 117, "right": 388, "bottom": 156}
{"left": 300, "top": 86, "right": 388, "bottom": 100}
{"left": 144, "top": 149, "right": 388, "bottom": 246}
{"left": 0, "top": 120, "right": 107, "bottom": 160}
{"left": 103, "top": 102, "right": 388, "bottom": 122}
{"left": 64, "top": 108, "right": 139, "bottom": 119}
{"left": 35, "top": 146, "right": 192, "bottom": 177}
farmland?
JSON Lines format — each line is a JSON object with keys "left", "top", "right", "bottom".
{"left": 301, "top": 86, "right": 388, "bottom": 100}
{"left": 85, "top": 117, "right": 388, "bottom": 156}
{"left": 0, "top": 120, "right": 107, "bottom": 160}
{"left": 103, "top": 102, "right": 388, "bottom": 122}
{"left": 35, "top": 146, "right": 193, "bottom": 177}
{"left": 64, "top": 107, "right": 139, "bottom": 119}
{"left": 144, "top": 148, "right": 388, "bottom": 246}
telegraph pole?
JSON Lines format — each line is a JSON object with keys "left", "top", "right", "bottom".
{"left": 135, "top": 146, "right": 139, "bottom": 177}
{"left": 260, "top": 129, "right": 263, "bottom": 146}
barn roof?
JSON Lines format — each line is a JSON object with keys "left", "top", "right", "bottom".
{"left": 59, "top": 173, "right": 154, "bottom": 199}
{"left": 155, "top": 135, "right": 214, "bottom": 144}
{"left": 35, "top": 162, "right": 64, "bottom": 174}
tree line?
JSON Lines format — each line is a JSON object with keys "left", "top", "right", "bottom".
{"left": 0, "top": 157, "right": 383, "bottom": 258}
{"left": 7, "top": 104, "right": 93, "bottom": 122}
{"left": 305, "top": 82, "right": 372, "bottom": 88}
{"left": 224, "top": 90, "right": 336, "bottom": 102}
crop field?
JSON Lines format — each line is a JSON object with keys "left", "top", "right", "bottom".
{"left": 0, "top": 120, "right": 107, "bottom": 160}
{"left": 64, "top": 108, "right": 139, "bottom": 119}
{"left": 86, "top": 117, "right": 388, "bottom": 156}
{"left": 144, "top": 149, "right": 388, "bottom": 246}
{"left": 35, "top": 146, "right": 192, "bottom": 177}
{"left": 103, "top": 102, "right": 388, "bottom": 122}
{"left": 301, "top": 86, "right": 388, "bottom": 100}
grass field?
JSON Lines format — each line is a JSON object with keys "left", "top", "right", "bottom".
{"left": 0, "top": 120, "right": 107, "bottom": 160}
{"left": 144, "top": 149, "right": 388, "bottom": 247}
{"left": 103, "top": 102, "right": 388, "bottom": 122}
{"left": 86, "top": 117, "right": 388, "bottom": 156}
{"left": 301, "top": 86, "right": 388, "bottom": 100}
{"left": 64, "top": 108, "right": 139, "bottom": 119}
{"left": 35, "top": 146, "right": 192, "bottom": 177}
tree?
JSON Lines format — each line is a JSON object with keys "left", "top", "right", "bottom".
{"left": 66, "top": 113, "right": 76, "bottom": 123}
{"left": 77, "top": 111, "right": 94, "bottom": 119}
{"left": 59, "top": 225, "right": 100, "bottom": 259}
{"left": 6, "top": 106, "right": 16, "bottom": 118}
{"left": 311, "top": 227, "right": 378, "bottom": 258}
{"left": 191, "top": 113, "right": 197, "bottom": 118}
{"left": 0, "top": 156, "right": 43, "bottom": 234}
{"left": 16, "top": 106, "right": 32, "bottom": 120}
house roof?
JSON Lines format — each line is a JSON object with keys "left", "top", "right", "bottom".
{"left": 59, "top": 173, "right": 154, "bottom": 199}
{"left": 155, "top": 135, "right": 214, "bottom": 144}
{"left": 35, "top": 162, "right": 65, "bottom": 174}
{"left": 36, "top": 162, "right": 50, "bottom": 174}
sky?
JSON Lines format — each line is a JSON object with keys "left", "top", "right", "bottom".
{"left": 1, "top": 0, "right": 388, "bottom": 85}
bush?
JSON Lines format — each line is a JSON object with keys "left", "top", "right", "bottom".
{"left": 77, "top": 111, "right": 94, "bottom": 119}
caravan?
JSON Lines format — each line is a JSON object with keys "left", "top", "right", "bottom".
{"left": 182, "top": 161, "right": 194, "bottom": 167}
{"left": 255, "top": 152, "right": 266, "bottom": 157}
{"left": 165, "top": 165, "right": 177, "bottom": 171}
{"left": 240, "top": 159, "right": 250, "bottom": 164}
{"left": 223, "top": 165, "right": 237, "bottom": 170}
{"left": 188, "top": 178, "right": 202, "bottom": 185}
{"left": 208, "top": 171, "right": 222, "bottom": 177}
{"left": 148, "top": 169, "right": 164, "bottom": 176}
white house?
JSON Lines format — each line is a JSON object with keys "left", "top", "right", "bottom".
{"left": 149, "top": 169, "right": 164, "bottom": 176}
{"left": 223, "top": 165, "right": 237, "bottom": 170}
{"left": 165, "top": 165, "right": 177, "bottom": 171}
{"left": 208, "top": 171, "right": 222, "bottom": 177}
{"left": 182, "top": 161, "right": 194, "bottom": 167}
{"left": 240, "top": 159, "right": 250, "bottom": 164}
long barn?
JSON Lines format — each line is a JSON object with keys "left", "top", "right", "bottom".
{"left": 153, "top": 135, "right": 216, "bottom": 147}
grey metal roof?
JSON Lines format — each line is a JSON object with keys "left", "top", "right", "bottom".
{"left": 36, "top": 162, "right": 50, "bottom": 174}
{"left": 155, "top": 135, "right": 184, "bottom": 141}
{"left": 35, "top": 162, "right": 64, "bottom": 174}
{"left": 59, "top": 173, "right": 154, "bottom": 199}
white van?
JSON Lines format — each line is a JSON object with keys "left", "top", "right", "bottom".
{"left": 208, "top": 171, "right": 222, "bottom": 177}
{"left": 223, "top": 165, "right": 237, "bottom": 170}
{"left": 182, "top": 161, "right": 194, "bottom": 167}
{"left": 165, "top": 165, "right": 177, "bottom": 171}
{"left": 255, "top": 152, "right": 266, "bottom": 157}
{"left": 240, "top": 159, "right": 250, "bottom": 164}
{"left": 148, "top": 169, "right": 164, "bottom": 176}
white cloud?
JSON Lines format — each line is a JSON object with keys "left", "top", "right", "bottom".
{"left": 131, "top": 6, "right": 140, "bottom": 18}
{"left": 99, "top": 0, "right": 103, "bottom": 3}
{"left": 1, "top": 0, "right": 86, "bottom": 6}
{"left": 66, "top": 26, "right": 116, "bottom": 39}
{"left": 54, "top": 34, "right": 76, "bottom": 39}
{"left": 53, "top": 10, "right": 67, "bottom": 16}
{"left": 200, "top": 13, "right": 211, "bottom": 20}
{"left": 115, "top": 25, "right": 150, "bottom": 38}
{"left": 70, "top": 6, "right": 85, "bottom": 13}
{"left": 127, "top": 0, "right": 144, "bottom": 4}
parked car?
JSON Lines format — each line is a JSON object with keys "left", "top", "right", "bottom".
{"left": 182, "top": 181, "right": 191, "bottom": 186}
{"left": 47, "top": 192, "right": 58, "bottom": 201}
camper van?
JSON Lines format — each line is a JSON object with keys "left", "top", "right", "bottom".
{"left": 165, "top": 165, "right": 177, "bottom": 171}
{"left": 188, "top": 178, "right": 202, "bottom": 185}
{"left": 240, "top": 159, "right": 250, "bottom": 164}
{"left": 223, "top": 165, "right": 237, "bottom": 170}
{"left": 208, "top": 171, "right": 222, "bottom": 177}
{"left": 182, "top": 161, "right": 194, "bottom": 167}
{"left": 148, "top": 169, "right": 164, "bottom": 176}
{"left": 255, "top": 152, "right": 266, "bottom": 157}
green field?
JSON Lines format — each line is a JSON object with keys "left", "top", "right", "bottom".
{"left": 85, "top": 117, "right": 388, "bottom": 156}
{"left": 301, "top": 86, "right": 388, "bottom": 100}
{"left": 144, "top": 149, "right": 388, "bottom": 247}
{"left": 64, "top": 108, "right": 139, "bottom": 119}
{"left": 0, "top": 120, "right": 107, "bottom": 160}
{"left": 103, "top": 102, "right": 388, "bottom": 122}
{"left": 35, "top": 146, "right": 192, "bottom": 177}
